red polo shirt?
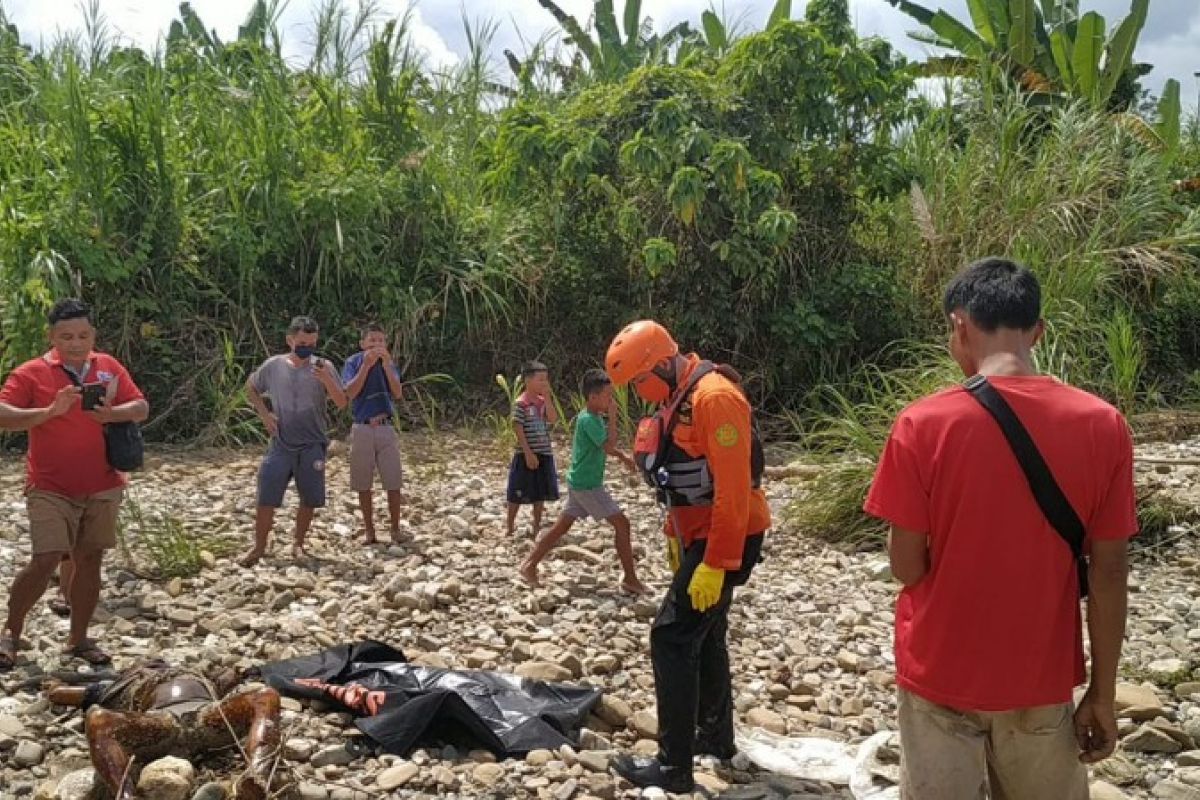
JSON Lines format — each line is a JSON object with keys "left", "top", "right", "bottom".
{"left": 0, "top": 351, "right": 144, "bottom": 498}
{"left": 864, "top": 376, "right": 1137, "bottom": 711}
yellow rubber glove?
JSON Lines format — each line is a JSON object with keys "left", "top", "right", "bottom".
{"left": 666, "top": 538, "right": 681, "bottom": 573}
{"left": 688, "top": 563, "right": 725, "bottom": 612}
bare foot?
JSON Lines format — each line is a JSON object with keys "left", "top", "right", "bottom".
{"left": 620, "top": 579, "right": 650, "bottom": 596}
{"left": 292, "top": 543, "right": 310, "bottom": 561}
{"left": 0, "top": 632, "right": 22, "bottom": 671}
{"left": 389, "top": 528, "right": 411, "bottom": 544}
{"left": 238, "top": 549, "right": 264, "bottom": 567}
{"left": 518, "top": 561, "right": 540, "bottom": 587}
{"left": 363, "top": 528, "right": 378, "bottom": 545}
{"left": 235, "top": 774, "right": 268, "bottom": 800}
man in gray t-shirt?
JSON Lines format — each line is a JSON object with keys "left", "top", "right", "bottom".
{"left": 239, "top": 316, "right": 347, "bottom": 567}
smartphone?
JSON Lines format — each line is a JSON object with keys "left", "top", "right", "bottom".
{"left": 81, "top": 384, "right": 104, "bottom": 411}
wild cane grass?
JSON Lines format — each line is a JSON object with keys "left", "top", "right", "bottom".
{"left": 0, "top": 1, "right": 531, "bottom": 439}
{"left": 786, "top": 94, "right": 1199, "bottom": 548}
{"left": 786, "top": 344, "right": 960, "bottom": 549}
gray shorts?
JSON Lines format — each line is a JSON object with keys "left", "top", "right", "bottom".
{"left": 562, "top": 487, "right": 622, "bottom": 521}
{"left": 349, "top": 424, "right": 403, "bottom": 492}
{"left": 257, "top": 440, "right": 327, "bottom": 509}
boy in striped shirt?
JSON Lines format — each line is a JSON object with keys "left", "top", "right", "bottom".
{"left": 505, "top": 361, "right": 559, "bottom": 536}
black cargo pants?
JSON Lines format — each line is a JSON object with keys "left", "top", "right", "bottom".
{"left": 650, "top": 532, "right": 765, "bottom": 773}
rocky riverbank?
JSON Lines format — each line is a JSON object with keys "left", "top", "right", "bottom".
{"left": 1, "top": 432, "right": 1199, "bottom": 799}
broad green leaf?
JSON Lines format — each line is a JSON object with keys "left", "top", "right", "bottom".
{"left": 668, "top": 166, "right": 705, "bottom": 226}
{"left": 1029, "top": 5, "right": 1058, "bottom": 78}
{"left": 882, "top": 0, "right": 936, "bottom": 26}
{"left": 767, "top": 0, "right": 792, "bottom": 29}
{"left": 1098, "top": 0, "right": 1147, "bottom": 106}
{"left": 595, "top": 0, "right": 624, "bottom": 67}
{"left": 1070, "top": 11, "right": 1104, "bottom": 102}
{"left": 1007, "top": 0, "right": 1036, "bottom": 65}
{"left": 966, "top": 0, "right": 998, "bottom": 46}
{"left": 1049, "top": 28, "right": 1073, "bottom": 86}
{"left": 535, "top": 0, "right": 601, "bottom": 68}
{"left": 989, "top": 0, "right": 1012, "bottom": 38}
{"left": 701, "top": 10, "right": 727, "bottom": 50}
{"left": 907, "top": 29, "right": 956, "bottom": 48}
{"left": 1156, "top": 78, "right": 1181, "bottom": 155}
{"left": 929, "top": 11, "right": 988, "bottom": 57}
{"left": 624, "top": 0, "right": 642, "bottom": 48}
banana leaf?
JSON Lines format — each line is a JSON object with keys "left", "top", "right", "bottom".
{"left": 930, "top": 11, "right": 988, "bottom": 57}
{"left": 884, "top": 0, "right": 937, "bottom": 26}
{"left": 701, "top": 10, "right": 727, "bottom": 51}
{"left": 1098, "top": 0, "right": 1147, "bottom": 107}
{"left": 1156, "top": 78, "right": 1181, "bottom": 155}
{"left": 1070, "top": 11, "right": 1103, "bottom": 101}
{"left": 1007, "top": 0, "right": 1036, "bottom": 66}
{"left": 768, "top": 0, "right": 793, "bottom": 29}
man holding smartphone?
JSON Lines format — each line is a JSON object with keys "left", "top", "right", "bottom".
{"left": 0, "top": 298, "right": 148, "bottom": 670}
{"left": 240, "top": 316, "right": 347, "bottom": 566}
{"left": 341, "top": 323, "right": 405, "bottom": 545}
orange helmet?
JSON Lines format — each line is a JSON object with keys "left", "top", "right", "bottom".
{"left": 606, "top": 320, "right": 679, "bottom": 386}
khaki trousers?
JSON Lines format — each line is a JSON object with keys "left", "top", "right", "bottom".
{"left": 898, "top": 688, "right": 1088, "bottom": 800}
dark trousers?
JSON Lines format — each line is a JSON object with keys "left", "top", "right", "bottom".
{"left": 650, "top": 532, "right": 765, "bottom": 771}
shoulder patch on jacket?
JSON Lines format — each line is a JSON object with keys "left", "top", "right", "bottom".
{"left": 714, "top": 423, "right": 739, "bottom": 447}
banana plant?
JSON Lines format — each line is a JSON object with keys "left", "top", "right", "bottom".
{"left": 695, "top": 0, "right": 793, "bottom": 55}
{"left": 883, "top": 0, "right": 1150, "bottom": 110}
{"left": 528, "top": 0, "right": 693, "bottom": 83}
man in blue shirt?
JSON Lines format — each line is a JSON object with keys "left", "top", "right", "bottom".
{"left": 342, "top": 324, "right": 405, "bottom": 544}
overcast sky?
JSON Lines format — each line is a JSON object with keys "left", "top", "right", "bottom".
{"left": 5, "top": 0, "right": 1198, "bottom": 108}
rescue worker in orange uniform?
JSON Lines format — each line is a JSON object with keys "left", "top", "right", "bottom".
{"left": 606, "top": 320, "right": 770, "bottom": 793}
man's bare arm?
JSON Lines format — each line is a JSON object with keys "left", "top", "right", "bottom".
{"left": 888, "top": 526, "right": 930, "bottom": 586}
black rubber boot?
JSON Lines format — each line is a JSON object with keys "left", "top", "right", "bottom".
{"left": 612, "top": 755, "right": 695, "bottom": 793}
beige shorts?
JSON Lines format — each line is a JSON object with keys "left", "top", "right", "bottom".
{"left": 349, "top": 424, "right": 403, "bottom": 492}
{"left": 898, "top": 688, "right": 1087, "bottom": 800}
{"left": 27, "top": 487, "right": 124, "bottom": 555}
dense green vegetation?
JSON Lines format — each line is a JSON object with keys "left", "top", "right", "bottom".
{"left": 0, "top": 0, "right": 1197, "bottom": 451}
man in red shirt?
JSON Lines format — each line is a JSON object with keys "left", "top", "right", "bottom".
{"left": 865, "top": 258, "right": 1136, "bottom": 799}
{"left": 0, "top": 299, "right": 148, "bottom": 670}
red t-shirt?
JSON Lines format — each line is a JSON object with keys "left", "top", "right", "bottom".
{"left": 864, "top": 376, "right": 1137, "bottom": 711}
{"left": 0, "top": 351, "right": 145, "bottom": 498}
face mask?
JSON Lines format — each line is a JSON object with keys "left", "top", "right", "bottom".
{"left": 294, "top": 345, "right": 315, "bottom": 360}
{"left": 633, "top": 373, "right": 671, "bottom": 405}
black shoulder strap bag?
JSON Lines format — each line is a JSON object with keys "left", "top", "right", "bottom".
{"left": 964, "top": 374, "right": 1088, "bottom": 598}
{"left": 59, "top": 365, "right": 144, "bottom": 472}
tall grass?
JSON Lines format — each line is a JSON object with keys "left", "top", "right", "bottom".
{"left": 787, "top": 344, "right": 960, "bottom": 548}
{"left": 787, "top": 95, "right": 1200, "bottom": 547}
{"left": 896, "top": 95, "right": 1200, "bottom": 400}
{"left": 0, "top": 1, "right": 541, "bottom": 438}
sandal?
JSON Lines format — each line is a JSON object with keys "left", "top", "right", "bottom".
{"left": 0, "top": 634, "right": 19, "bottom": 671}
{"left": 48, "top": 597, "right": 71, "bottom": 618}
{"left": 64, "top": 638, "right": 112, "bottom": 666}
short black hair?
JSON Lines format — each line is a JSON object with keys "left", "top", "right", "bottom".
{"left": 287, "top": 316, "right": 319, "bottom": 335}
{"left": 361, "top": 322, "right": 386, "bottom": 338}
{"left": 943, "top": 257, "right": 1041, "bottom": 333}
{"left": 48, "top": 298, "right": 91, "bottom": 326}
{"left": 581, "top": 368, "right": 611, "bottom": 398}
{"left": 521, "top": 360, "right": 548, "bottom": 379}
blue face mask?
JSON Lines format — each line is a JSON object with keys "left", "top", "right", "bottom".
{"left": 294, "top": 345, "right": 315, "bottom": 360}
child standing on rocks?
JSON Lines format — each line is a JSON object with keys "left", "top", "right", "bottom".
{"left": 505, "top": 361, "right": 559, "bottom": 537}
{"left": 520, "top": 369, "right": 647, "bottom": 594}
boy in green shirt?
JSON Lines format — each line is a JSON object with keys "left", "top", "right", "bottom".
{"left": 519, "top": 369, "right": 647, "bottom": 594}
